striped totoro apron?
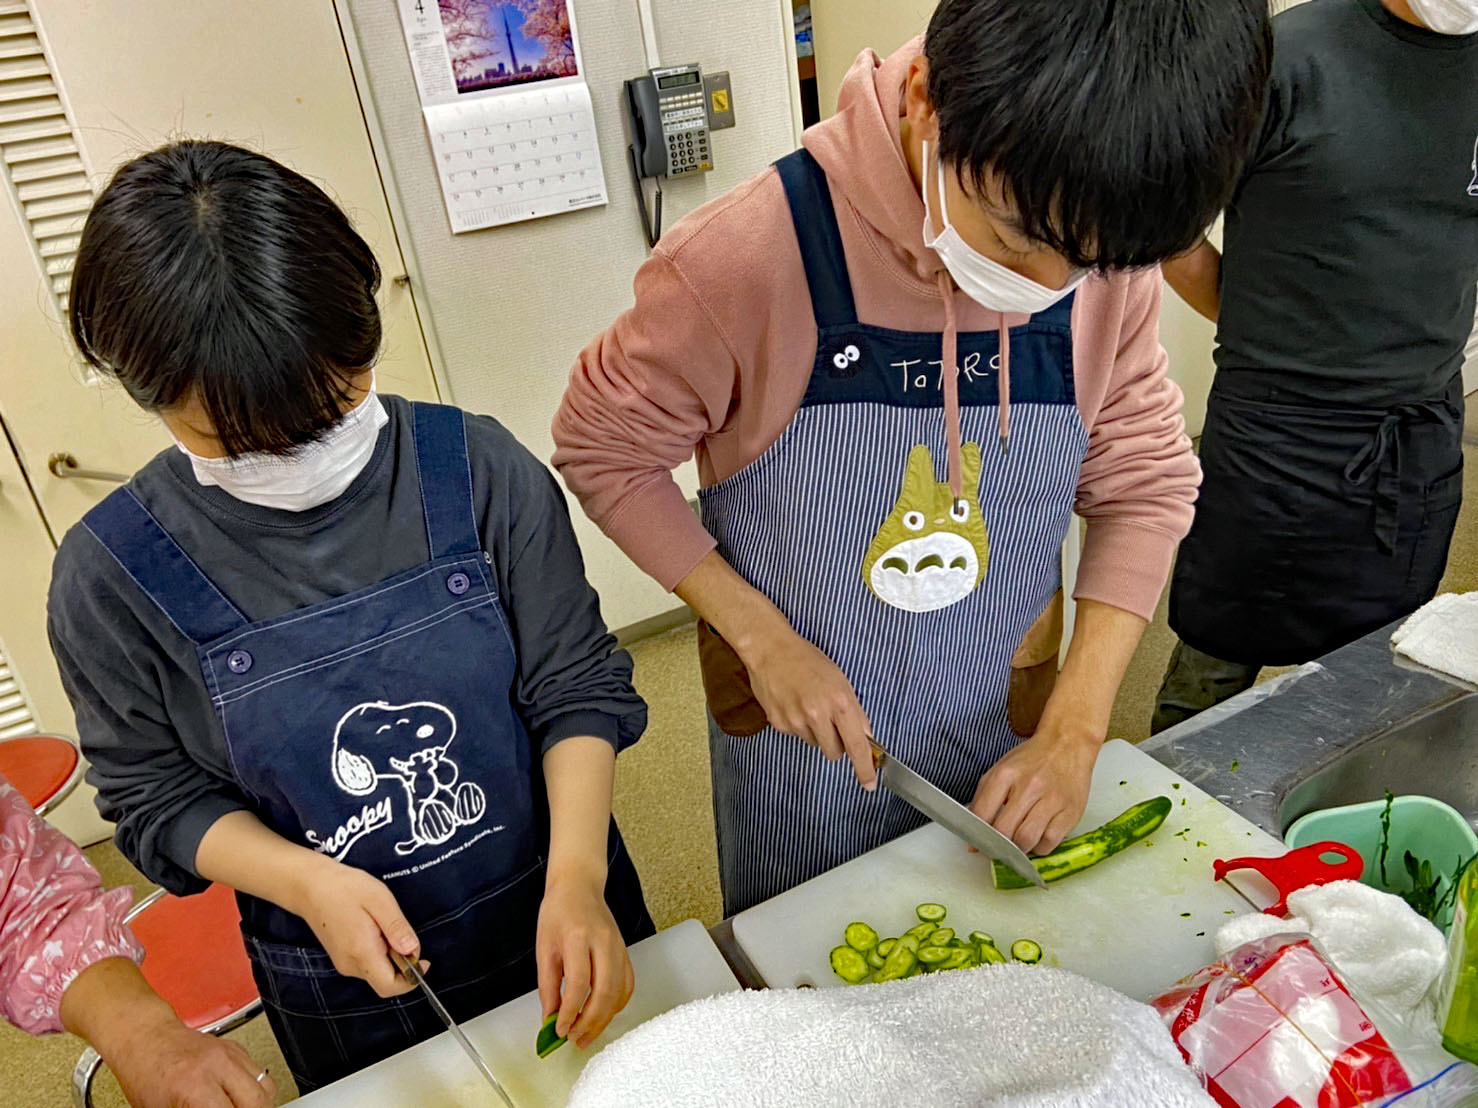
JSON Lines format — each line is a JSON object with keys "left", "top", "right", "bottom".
{"left": 698, "top": 150, "right": 1090, "bottom": 915}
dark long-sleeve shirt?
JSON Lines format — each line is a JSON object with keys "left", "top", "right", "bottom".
{"left": 48, "top": 396, "right": 645, "bottom": 895}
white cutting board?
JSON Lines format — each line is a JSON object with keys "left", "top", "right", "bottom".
{"left": 731, "top": 739, "right": 1285, "bottom": 1001}
{"left": 295, "top": 919, "right": 740, "bottom": 1108}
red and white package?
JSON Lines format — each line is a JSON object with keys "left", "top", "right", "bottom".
{"left": 1151, "top": 936, "right": 1413, "bottom": 1108}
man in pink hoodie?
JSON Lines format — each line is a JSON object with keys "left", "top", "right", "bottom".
{"left": 556, "top": 0, "right": 1272, "bottom": 914}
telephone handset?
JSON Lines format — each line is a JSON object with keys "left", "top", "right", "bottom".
{"left": 623, "top": 63, "right": 712, "bottom": 247}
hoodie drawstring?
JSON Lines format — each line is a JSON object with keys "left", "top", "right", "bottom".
{"left": 997, "top": 316, "right": 1011, "bottom": 456}
{"left": 937, "top": 271, "right": 965, "bottom": 501}
{"left": 937, "top": 272, "right": 1011, "bottom": 502}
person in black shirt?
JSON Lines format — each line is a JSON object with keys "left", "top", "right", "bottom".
{"left": 1154, "top": 0, "right": 1477, "bottom": 732}
{"left": 47, "top": 141, "right": 653, "bottom": 1092}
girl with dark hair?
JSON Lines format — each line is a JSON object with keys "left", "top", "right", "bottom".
{"left": 48, "top": 140, "right": 653, "bottom": 1093}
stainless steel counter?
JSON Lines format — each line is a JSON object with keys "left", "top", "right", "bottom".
{"left": 1142, "top": 618, "right": 1475, "bottom": 839}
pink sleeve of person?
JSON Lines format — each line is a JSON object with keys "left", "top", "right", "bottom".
{"left": 0, "top": 776, "right": 142, "bottom": 1035}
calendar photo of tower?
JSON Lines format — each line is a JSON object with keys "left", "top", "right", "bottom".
{"left": 438, "top": 0, "right": 579, "bottom": 93}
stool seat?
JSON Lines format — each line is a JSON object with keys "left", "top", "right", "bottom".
{"left": 129, "top": 883, "right": 257, "bottom": 1031}
{"left": 0, "top": 735, "right": 80, "bottom": 815}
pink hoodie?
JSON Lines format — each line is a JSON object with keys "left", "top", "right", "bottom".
{"left": 554, "top": 40, "right": 1199, "bottom": 623}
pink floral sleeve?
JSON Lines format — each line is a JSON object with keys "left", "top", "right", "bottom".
{"left": 0, "top": 775, "right": 142, "bottom": 1035}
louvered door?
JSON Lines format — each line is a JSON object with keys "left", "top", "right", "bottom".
{"left": 0, "top": 0, "right": 438, "bottom": 545}
{"left": 0, "top": 0, "right": 88, "bottom": 310}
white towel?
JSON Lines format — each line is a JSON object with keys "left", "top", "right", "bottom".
{"left": 1215, "top": 880, "right": 1447, "bottom": 1030}
{"left": 1392, "top": 592, "right": 1478, "bottom": 687}
{"left": 568, "top": 964, "right": 1213, "bottom": 1108}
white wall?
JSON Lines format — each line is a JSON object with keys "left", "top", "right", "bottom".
{"left": 341, "top": 0, "right": 802, "bottom": 631}
{"left": 812, "top": 0, "right": 931, "bottom": 117}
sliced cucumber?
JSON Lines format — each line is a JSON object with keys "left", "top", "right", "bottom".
{"left": 916, "top": 903, "right": 947, "bottom": 923}
{"left": 949, "top": 938, "right": 970, "bottom": 950}
{"left": 903, "top": 922, "right": 938, "bottom": 943}
{"left": 844, "top": 922, "right": 879, "bottom": 953}
{"left": 830, "top": 945, "right": 870, "bottom": 984}
{"left": 866, "top": 947, "right": 886, "bottom": 970}
{"left": 897, "top": 934, "right": 922, "bottom": 954}
{"left": 928, "top": 927, "right": 955, "bottom": 946}
{"left": 1010, "top": 939, "right": 1043, "bottom": 964}
{"left": 917, "top": 944, "right": 952, "bottom": 964}
{"left": 875, "top": 943, "right": 918, "bottom": 983}
{"left": 992, "top": 797, "right": 1173, "bottom": 890}
{"left": 976, "top": 940, "right": 1007, "bottom": 965}
{"left": 536, "top": 1013, "right": 567, "bottom": 1059}
{"left": 876, "top": 938, "right": 897, "bottom": 957}
{"left": 938, "top": 948, "right": 974, "bottom": 971}
{"left": 968, "top": 931, "right": 995, "bottom": 947}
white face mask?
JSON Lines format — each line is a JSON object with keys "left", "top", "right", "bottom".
{"left": 177, "top": 386, "right": 388, "bottom": 511}
{"left": 921, "top": 141, "right": 1087, "bottom": 315}
{"left": 1408, "top": 0, "right": 1478, "bottom": 34}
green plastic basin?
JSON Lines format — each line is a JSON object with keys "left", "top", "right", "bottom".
{"left": 1286, "top": 795, "right": 1478, "bottom": 932}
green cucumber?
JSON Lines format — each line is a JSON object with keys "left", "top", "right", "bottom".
{"left": 897, "top": 934, "right": 922, "bottom": 954}
{"left": 830, "top": 945, "right": 870, "bottom": 984}
{"left": 866, "top": 947, "right": 886, "bottom": 970}
{"left": 968, "top": 931, "right": 995, "bottom": 948}
{"left": 876, "top": 938, "right": 897, "bottom": 957}
{"left": 1010, "top": 939, "right": 1043, "bottom": 964}
{"left": 917, "top": 944, "right": 952, "bottom": 964}
{"left": 976, "top": 939, "right": 1007, "bottom": 965}
{"left": 992, "top": 797, "right": 1173, "bottom": 890}
{"left": 875, "top": 943, "right": 917, "bottom": 982}
{"left": 927, "top": 928, "right": 954, "bottom": 946}
{"left": 844, "top": 922, "right": 879, "bottom": 952}
{"left": 915, "top": 903, "right": 947, "bottom": 923}
{"left": 536, "top": 1012, "right": 567, "bottom": 1059}
{"left": 903, "top": 922, "right": 938, "bottom": 943}
{"left": 938, "top": 948, "right": 974, "bottom": 971}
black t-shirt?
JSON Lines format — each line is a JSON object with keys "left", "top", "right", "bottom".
{"left": 1215, "top": 0, "right": 1478, "bottom": 406}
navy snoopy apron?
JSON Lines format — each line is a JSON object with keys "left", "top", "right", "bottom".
{"left": 84, "top": 403, "right": 651, "bottom": 1091}
{"left": 699, "top": 151, "right": 1090, "bottom": 915}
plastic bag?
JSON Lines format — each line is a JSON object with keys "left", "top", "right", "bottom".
{"left": 1151, "top": 933, "right": 1478, "bottom": 1107}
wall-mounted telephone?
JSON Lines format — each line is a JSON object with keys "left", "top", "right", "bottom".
{"left": 627, "top": 63, "right": 713, "bottom": 179}
{"left": 623, "top": 63, "right": 714, "bottom": 247}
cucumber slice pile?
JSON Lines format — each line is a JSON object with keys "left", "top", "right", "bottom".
{"left": 828, "top": 904, "right": 1046, "bottom": 985}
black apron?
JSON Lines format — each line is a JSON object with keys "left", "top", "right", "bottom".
{"left": 1170, "top": 374, "right": 1464, "bottom": 666}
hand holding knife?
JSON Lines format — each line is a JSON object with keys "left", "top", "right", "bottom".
{"left": 868, "top": 738, "right": 1047, "bottom": 889}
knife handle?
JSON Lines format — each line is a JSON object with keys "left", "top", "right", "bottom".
{"left": 867, "top": 738, "right": 886, "bottom": 771}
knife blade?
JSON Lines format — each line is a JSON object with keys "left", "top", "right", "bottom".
{"left": 390, "top": 950, "right": 517, "bottom": 1107}
{"left": 869, "top": 740, "right": 1047, "bottom": 890}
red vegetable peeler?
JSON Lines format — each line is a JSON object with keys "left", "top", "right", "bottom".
{"left": 1213, "top": 841, "right": 1364, "bottom": 917}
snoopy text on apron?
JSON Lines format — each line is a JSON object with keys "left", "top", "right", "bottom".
{"left": 698, "top": 150, "right": 1089, "bottom": 915}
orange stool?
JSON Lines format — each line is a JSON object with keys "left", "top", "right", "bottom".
{"left": 0, "top": 733, "right": 82, "bottom": 817}
{"left": 72, "top": 883, "right": 262, "bottom": 1107}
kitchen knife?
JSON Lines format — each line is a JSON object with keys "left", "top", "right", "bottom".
{"left": 390, "top": 950, "right": 517, "bottom": 1107}
{"left": 869, "top": 739, "right": 1047, "bottom": 890}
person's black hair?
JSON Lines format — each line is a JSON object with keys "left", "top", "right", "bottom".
{"left": 69, "top": 140, "right": 381, "bottom": 457}
{"left": 925, "top": 0, "right": 1272, "bottom": 271}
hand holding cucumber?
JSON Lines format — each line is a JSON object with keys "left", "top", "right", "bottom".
{"left": 969, "top": 725, "right": 1099, "bottom": 856}
{"left": 536, "top": 875, "right": 635, "bottom": 1050}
